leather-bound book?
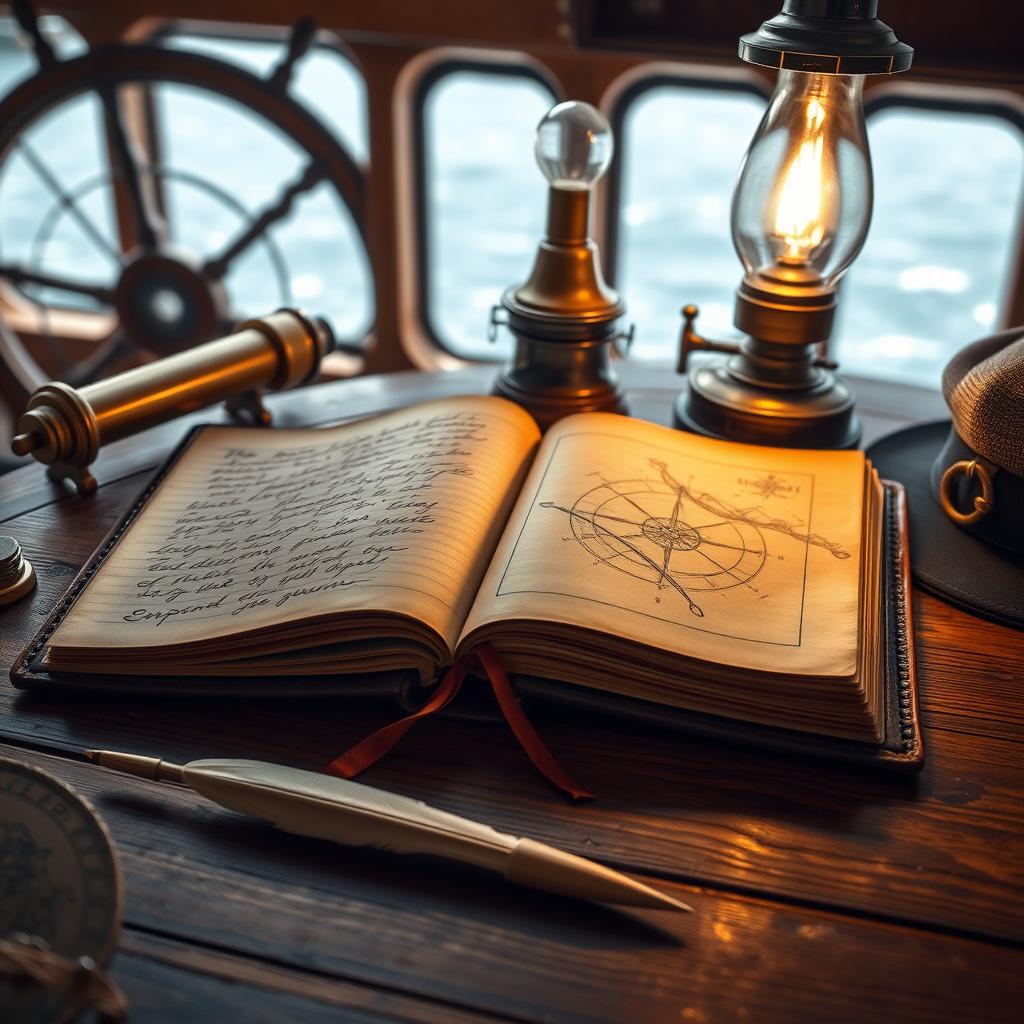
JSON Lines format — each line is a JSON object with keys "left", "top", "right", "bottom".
{"left": 12, "top": 396, "right": 921, "bottom": 768}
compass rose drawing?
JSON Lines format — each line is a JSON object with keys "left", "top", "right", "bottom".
{"left": 541, "top": 458, "right": 848, "bottom": 618}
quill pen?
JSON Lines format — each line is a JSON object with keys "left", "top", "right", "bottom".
{"left": 85, "top": 751, "right": 691, "bottom": 913}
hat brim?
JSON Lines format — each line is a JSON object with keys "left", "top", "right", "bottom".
{"left": 867, "top": 420, "right": 1024, "bottom": 630}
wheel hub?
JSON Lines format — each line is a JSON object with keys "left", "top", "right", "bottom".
{"left": 114, "top": 250, "right": 229, "bottom": 353}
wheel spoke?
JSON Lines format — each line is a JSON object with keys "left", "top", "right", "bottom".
{"left": 202, "top": 160, "right": 326, "bottom": 281}
{"left": 0, "top": 263, "right": 115, "bottom": 304}
{"left": 65, "top": 330, "right": 135, "bottom": 387}
{"left": 267, "top": 17, "right": 317, "bottom": 91}
{"left": 13, "top": 0, "right": 56, "bottom": 68}
{"left": 16, "top": 140, "right": 121, "bottom": 264}
{"left": 100, "top": 83, "right": 164, "bottom": 251}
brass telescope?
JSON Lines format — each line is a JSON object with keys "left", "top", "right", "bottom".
{"left": 10, "top": 308, "right": 334, "bottom": 493}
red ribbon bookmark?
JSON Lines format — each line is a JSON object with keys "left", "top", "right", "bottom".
{"left": 325, "top": 643, "right": 592, "bottom": 802}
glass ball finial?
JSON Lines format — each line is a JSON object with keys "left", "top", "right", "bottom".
{"left": 535, "top": 101, "right": 613, "bottom": 191}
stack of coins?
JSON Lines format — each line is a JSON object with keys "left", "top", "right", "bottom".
{"left": 0, "top": 535, "right": 36, "bottom": 607}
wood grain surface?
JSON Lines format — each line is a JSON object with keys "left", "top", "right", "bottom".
{"left": 1, "top": 366, "right": 1020, "bottom": 1023}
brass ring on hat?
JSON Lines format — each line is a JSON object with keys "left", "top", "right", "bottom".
{"left": 939, "top": 459, "right": 996, "bottom": 526}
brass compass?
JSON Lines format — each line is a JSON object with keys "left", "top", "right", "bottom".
{"left": 0, "top": 757, "right": 122, "bottom": 1023}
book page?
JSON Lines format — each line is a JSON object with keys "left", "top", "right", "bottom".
{"left": 460, "top": 413, "right": 865, "bottom": 677}
{"left": 48, "top": 396, "right": 540, "bottom": 657}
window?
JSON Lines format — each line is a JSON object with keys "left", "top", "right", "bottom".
{"left": 0, "top": 15, "right": 85, "bottom": 93}
{"left": 420, "top": 65, "right": 558, "bottom": 359}
{"left": 834, "top": 102, "right": 1024, "bottom": 387}
{"left": 0, "top": 89, "right": 116, "bottom": 316}
{"left": 613, "top": 80, "right": 767, "bottom": 360}
{"left": 0, "top": 16, "right": 101, "bottom": 317}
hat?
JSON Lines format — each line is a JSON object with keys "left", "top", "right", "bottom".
{"left": 867, "top": 326, "right": 1024, "bottom": 629}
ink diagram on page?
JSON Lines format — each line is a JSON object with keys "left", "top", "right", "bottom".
{"left": 496, "top": 430, "right": 851, "bottom": 648}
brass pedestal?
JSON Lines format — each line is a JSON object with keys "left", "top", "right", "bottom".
{"left": 491, "top": 179, "right": 631, "bottom": 431}
{"left": 492, "top": 295, "right": 628, "bottom": 431}
{"left": 674, "top": 278, "right": 862, "bottom": 450}
{"left": 674, "top": 357, "right": 861, "bottom": 449}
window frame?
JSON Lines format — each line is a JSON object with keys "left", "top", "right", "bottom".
{"left": 602, "top": 69, "right": 772, "bottom": 291}
{"left": 861, "top": 84, "right": 1024, "bottom": 333}
{"left": 411, "top": 56, "right": 562, "bottom": 362}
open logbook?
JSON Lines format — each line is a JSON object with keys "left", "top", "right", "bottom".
{"left": 12, "top": 396, "right": 922, "bottom": 765}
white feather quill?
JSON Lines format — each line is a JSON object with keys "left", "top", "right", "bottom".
{"left": 85, "top": 751, "right": 692, "bottom": 912}
{"left": 186, "top": 758, "right": 517, "bottom": 873}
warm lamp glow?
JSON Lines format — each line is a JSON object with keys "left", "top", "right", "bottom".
{"left": 732, "top": 70, "right": 871, "bottom": 285}
{"left": 672, "top": 1, "right": 912, "bottom": 450}
{"left": 772, "top": 97, "right": 833, "bottom": 263}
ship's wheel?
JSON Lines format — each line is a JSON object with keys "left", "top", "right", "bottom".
{"left": 542, "top": 472, "right": 769, "bottom": 617}
{"left": 0, "top": 1, "right": 369, "bottom": 408}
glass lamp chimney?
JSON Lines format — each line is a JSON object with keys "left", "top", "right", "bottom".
{"left": 732, "top": 70, "right": 872, "bottom": 288}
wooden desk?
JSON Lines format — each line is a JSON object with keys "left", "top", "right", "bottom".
{"left": 1, "top": 366, "right": 1021, "bottom": 1023}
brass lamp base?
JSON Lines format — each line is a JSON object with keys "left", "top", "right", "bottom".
{"left": 491, "top": 176, "right": 631, "bottom": 431}
{"left": 492, "top": 307, "right": 628, "bottom": 432}
{"left": 674, "top": 294, "right": 861, "bottom": 450}
{"left": 493, "top": 355, "right": 627, "bottom": 432}
{"left": 674, "top": 358, "right": 861, "bottom": 450}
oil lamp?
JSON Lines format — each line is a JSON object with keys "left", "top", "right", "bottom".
{"left": 675, "top": 0, "right": 913, "bottom": 449}
{"left": 492, "top": 101, "right": 632, "bottom": 429}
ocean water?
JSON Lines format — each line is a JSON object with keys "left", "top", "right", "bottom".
{"left": 0, "top": 19, "right": 1020, "bottom": 390}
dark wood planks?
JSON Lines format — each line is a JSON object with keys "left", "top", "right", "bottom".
{"left": 114, "top": 933, "right": 505, "bottom": 1024}
{"left": 2, "top": 674, "right": 1022, "bottom": 944}
{"left": 1, "top": 367, "right": 1019, "bottom": 1021}
{"left": 7, "top": 745, "right": 1022, "bottom": 1024}
{"left": 914, "top": 595, "right": 1024, "bottom": 743}
{"left": 1, "top": 474, "right": 1021, "bottom": 943}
